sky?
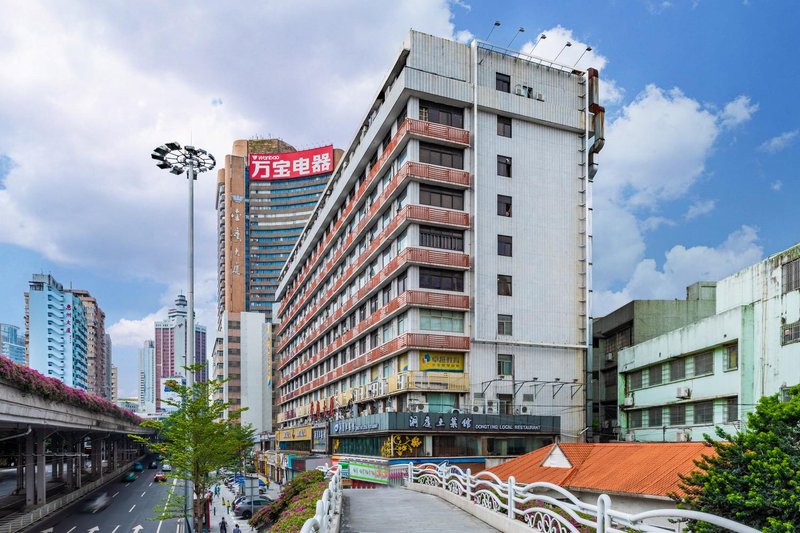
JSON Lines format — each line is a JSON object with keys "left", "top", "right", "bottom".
{"left": 0, "top": 0, "right": 797, "bottom": 398}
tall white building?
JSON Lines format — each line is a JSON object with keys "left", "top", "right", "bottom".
{"left": 273, "top": 31, "right": 605, "bottom": 458}
{"left": 619, "top": 242, "right": 800, "bottom": 442}
{"left": 138, "top": 339, "right": 156, "bottom": 413}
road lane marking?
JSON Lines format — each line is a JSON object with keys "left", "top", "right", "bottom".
{"left": 112, "top": 526, "right": 120, "bottom": 533}
{"left": 67, "top": 528, "right": 76, "bottom": 533}
{"left": 141, "top": 491, "right": 146, "bottom": 497}
{"left": 156, "top": 479, "right": 179, "bottom": 533}
{"left": 149, "top": 482, "right": 153, "bottom": 487}
{"left": 129, "top": 504, "right": 136, "bottom": 512}
{"left": 112, "top": 491, "right": 120, "bottom": 498}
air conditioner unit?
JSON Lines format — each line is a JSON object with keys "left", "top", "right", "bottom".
{"left": 514, "top": 85, "right": 524, "bottom": 96}
{"left": 676, "top": 387, "right": 691, "bottom": 399}
{"left": 451, "top": 408, "right": 461, "bottom": 415}
{"left": 471, "top": 405, "right": 482, "bottom": 414}
{"left": 535, "top": 93, "right": 544, "bottom": 101}
{"left": 625, "top": 432, "right": 635, "bottom": 442}
{"left": 676, "top": 430, "right": 691, "bottom": 442}
{"left": 486, "top": 406, "right": 498, "bottom": 414}
{"left": 520, "top": 405, "right": 529, "bottom": 414}
{"left": 605, "top": 352, "right": 615, "bottom": 362}
{"left": 414, "top": 403, "right": 428, "bottom": 412}
{"left": 623, "top": 395, "right": 634, "bottom": 408}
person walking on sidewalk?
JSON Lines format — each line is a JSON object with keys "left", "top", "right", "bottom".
{"left": 232, "top": 524, "right": 241, "bottom": 533}
{"left": 219, "top": 517, "right": 228, "bottom": 533}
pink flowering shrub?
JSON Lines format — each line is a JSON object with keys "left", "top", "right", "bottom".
{"left": 249, "top": 470, "right": 326, "bottom": 531}
{"left": 0, "top": 356, "right": 140, "bottom": 424}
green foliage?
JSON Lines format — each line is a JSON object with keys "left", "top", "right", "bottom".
{"left": 675, "top": 385, "right": 800, "bottom": 532}
{"left": 249, "top": 470, "right": 325, "bottom": 530}
{"left": 131, "top": 364, "right": 255, "bottom": 530}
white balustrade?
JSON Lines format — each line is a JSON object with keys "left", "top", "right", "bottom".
{"left": 300, "top": 464, "right": 342, "bottom": 533}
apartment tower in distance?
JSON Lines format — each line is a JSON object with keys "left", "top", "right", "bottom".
{"left": 68, "top": 290, "right": 109, "bottom": 398}
{"left": 25, "top": 274, "right": 89, "bottom": 390}
{"left": 214, "top": 139, "right": 339, "bottom": 435}
{"left": 273, "top": 31, "right": 605, "bottom": 462}
{"left": 0, "top": 323, "right": 26, "bottom": 365}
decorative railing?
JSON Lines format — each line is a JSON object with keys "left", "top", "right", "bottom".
{"left": 407, "top": 463, "right": 761, "bottom": 533}
{"left": 301, "top": 464, "right": 342, "bottom": 533}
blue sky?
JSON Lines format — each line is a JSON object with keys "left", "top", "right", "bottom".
{"left": 0, "top": 1, "right": 796, "bottom": 397}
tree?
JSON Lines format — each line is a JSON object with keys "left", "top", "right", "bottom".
{"left": 675, "top": 385, "right": 800, "bottom": 532}
{"left": 132, "top": 365, "right": 255, "bottom": 532}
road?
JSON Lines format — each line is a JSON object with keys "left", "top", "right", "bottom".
{"left": 29, "top": 469, "right": 185, "bottom": 533}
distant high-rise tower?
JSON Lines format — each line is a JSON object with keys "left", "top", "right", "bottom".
{"left": 213, "top": 139, "right": 338, "bottom": 424}
{"left": 68, "top": 290, "right": 108, "bottom": 398}
{"left": 0, "top": 323, "right": 26, "bottom": 365}
{"left": 154, "top": 295, "right": 206, "bottom": 410}
{"left": 25, "top": 274, "right": 89, "bottom": 390}
{"left": 111, "top": 365, "right": 118, "bottom": 403}
{"left": 104, "top": 333, "right": 113, "bottom": 398}
{"left": 138, "top": 339, "right": 156, "bottom": 413}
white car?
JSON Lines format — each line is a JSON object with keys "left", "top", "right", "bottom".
{"left": 161, "top": 464, "right": 172, "bottom": 472}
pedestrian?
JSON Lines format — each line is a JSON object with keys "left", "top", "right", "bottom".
{"left": 232, "top": 524, "right": 241, "bottom": 533}
{"left": 227, "top": 500, "right": 231, "bottom": 514}
{"left": 219, "top": 517, "right": 228, "bottom": 533}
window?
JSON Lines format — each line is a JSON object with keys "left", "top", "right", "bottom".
{"left": 497, "top": 314, "right": 513, "bottom": 335}
{"left": 497, "top": 393, "right": 514, "bottom": 415}
{"left": 497, "top": 353, "right": 513, "bottom": 376}
{"left": 670, "top": 404, "right": 686, "bottom": 425}
{"left": 420, "top": 268, "right": 464, "bottom": 292}
{"left": 648, "top": 407, "right": 663, "bottom": 427}
{"left": 783, "top": 258, "right": 800, "bottom": 294}
{"left": 397, "top": 312, "right": 407, "bottom": 334}
{"left": 496, "top": 73, "right": 511, "bottom": 93}
{"left": 420, "top": 185, "right": 464, "bottom": 210}
{"left": 397, "top": 271, "right": 407, "bottom": 293}
{"left": 694, "top": 401, "right": 714, "bottom": 424}
{"left": 670, "top": 359, "right": 686, "bottom": 381}
{"left": 419, "top": 100, "right": 464, "bottom": 128}
{"left": 628, "top": 371, "right": 643, "bottom": 391}
{"left": 419, "top": 310, "right": 465, "bottom": 333}
{"left": 420, "top": 226, "right": 464, "bottom": 251}
{"left": 694, "top": 352, "right": 714, "bottom": 376}
{"left": 497, "top": 235, "right": 513, "bottom": 256}
{"left": 497, "top": 195, "right": 512, "bottom": 217}
{"left": 649, "top": 365, "right": 663, "bottom": 387}
{"left": 723, "top": 344, "right": 738, "bottom": 370}
{"left": 383, "top": 324, "right": 393, "bottom": 343}
{"left": 420, "top": 142, "right": 464, "bottom": 169}
{"left": 497, "top": 275, "right": 512, "bottom": 296}
{"left": 726, "top": 397, "right": 738, "bottom": 423}
{"left": 629, "top": 410, "right": 643, "bottom": 428}
{"left": 397, "top": 230, "right": 407, "bottom": 252}
{"left": 497, "top": 115, "right": 512, "bottom": 137}
{"left": 497, "top": 155, "right": 512, "bottom": 177}
{"left": 782, "top": 321, "right": 800, "bottom": 345}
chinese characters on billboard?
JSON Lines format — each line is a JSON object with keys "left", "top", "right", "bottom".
{"left": 249, "top": 145, "right": 334, "bottom": 181}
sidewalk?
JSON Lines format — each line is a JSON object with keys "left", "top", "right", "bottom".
{"left": 207, "top": 478, "right": 282, "bottom": 533}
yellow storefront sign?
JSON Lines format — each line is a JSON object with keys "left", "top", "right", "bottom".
{"left": 419, "top": 351, "right": 464, "bottom": 372}
{"left": 277, "top": 425, "right": 312, "bottom": 442}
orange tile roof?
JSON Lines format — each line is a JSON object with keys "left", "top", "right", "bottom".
{"left": 488, "top": 442, "right": 715, "bottom": 497}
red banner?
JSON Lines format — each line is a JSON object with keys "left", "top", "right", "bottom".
{"left": 249, "top": 145, "right": 334, "bottom": 181}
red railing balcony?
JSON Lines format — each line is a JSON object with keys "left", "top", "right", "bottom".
{"left": 405, "top": 118, "right": 471, "bottom": 146}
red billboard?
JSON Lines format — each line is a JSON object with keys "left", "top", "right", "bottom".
{"left": 249, "top": 145, "right": 334, "bottom": 181}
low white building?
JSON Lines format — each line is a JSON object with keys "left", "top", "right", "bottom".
{"left": 618, "top": 242, "right": 800, "bottom": 442}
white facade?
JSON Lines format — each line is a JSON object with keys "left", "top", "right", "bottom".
{"left": 239, "top": 313, "right": 271, "bottom": 435}
{"left": 138, "top": 339, "right": 156, "bottom": 413}
{"left": 274, "top": 31, "right": 603, "bottom": 451}
{"left": 619, "top": 243, "right": 800, "bottom": 441}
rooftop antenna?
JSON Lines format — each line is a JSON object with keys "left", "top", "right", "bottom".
{"left": 527, "top": 33, "right": 547, "bottom": 58}
{"left": 484, "top": 20, "right": 501, "bottom": 41}
{"left": 554, "top": 41, "right": 572, "bottom": 63}
{"left": 573, "top": 45, "right": 592, "bottom": 67}
{"left": 506, "top": 27, "right": 525, "bottom": 49}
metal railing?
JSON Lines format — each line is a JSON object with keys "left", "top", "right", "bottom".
{"left": 407, "top": 463, "right": 761, "bottom": 533}
{"left": 0, "top": 460, "right": 137, "bottom": 533}
{"left": 300, "top": 464, "right": 342, "bottom": 533}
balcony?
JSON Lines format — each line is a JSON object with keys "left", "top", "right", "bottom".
{"left": 278, "top": 333, "right": 470, "bottom": 405}
{"left": 279, "top": 118, "right": 470, "bottom": 320}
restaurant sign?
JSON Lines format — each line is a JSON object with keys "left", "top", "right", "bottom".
{"left": 330, "top": 412, "right": 559, "bottom": 436}
{"left": 277, "top": 425, "right": 312, "bottom": 442}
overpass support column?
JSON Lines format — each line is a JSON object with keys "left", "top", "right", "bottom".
{"left": 35, "top": 429, "right": 46, "bottom": 505}
{"left": 75, "top": 439, "right": 82, "bottom": 489}
{"left": 92, "top": 438, "right": 101, "bottom": 476}
{"left": 16, "top": 440, "right": 24, "bottom": 494}
{"left": 25, "top": 432, "right": 34, "bottom": 507}
{"left": 65, "top": 438, "right": 74, "bottom": 488}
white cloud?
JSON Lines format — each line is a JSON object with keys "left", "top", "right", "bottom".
{"left": 758, "top": 130, "right": 798, "bottom": 154}
{"left": 684, "top": 199, "right": 716, "bottom": 220}
{"left": 719, "top": 95, "right": 758, "bottom": 129}
{"left": 640, "top": 216, "right": 677, "bottom": 232}
{"left": 107, "top": 309, "right": 166, "bottom": 348}
{"left": 454, "top": 29, "right": 474, "bottom": 43}
{"left": 594, "top": 226, "right": 763, "bottom": 316}
{"left": 771, "top": 180, "right": 783, "bottom": 191}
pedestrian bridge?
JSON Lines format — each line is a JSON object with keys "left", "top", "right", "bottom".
{"left": 302, "top": 463, "right": 762, "bottom": 533}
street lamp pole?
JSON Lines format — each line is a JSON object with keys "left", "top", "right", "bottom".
{"left": 150, "top": 142, "right": 215, "bottom": 532}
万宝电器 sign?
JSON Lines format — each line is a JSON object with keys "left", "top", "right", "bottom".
{"left": 249, "top": 145, "right": 333, "bottom": 181}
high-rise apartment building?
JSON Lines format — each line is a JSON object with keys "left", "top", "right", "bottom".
{"left": 25, "top": 274, "right": 89, "bottom": 390}
{"left": 111, "top": 365, "right": 118, "bottom": 403}
{"left": 104, "top": 333, "right": 113, "bottom": 399}
{"left": 0, "top": 323, "right": 26, "bottom": 365}
{"left": 68, "top": 290, "right": 109, "bottom": 398}
{"left": 273, "top": 31, "right": 605, "bottom": 458}
{"left": 154, "top": 295, "right": 207, "bottom": 410}
{"left": 138, "top": 339, "right": 156, "bottom": 413}
{"left": 213, "top": 139, "right": 337, "bottom": 423}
